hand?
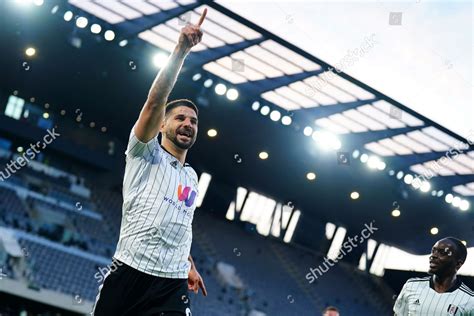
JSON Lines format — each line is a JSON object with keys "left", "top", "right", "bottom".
{"left": 178, "top": 8, "right": 207, "bottom": 53}
{"left": 188, "top": 265, "right": 207, "bottom": 296}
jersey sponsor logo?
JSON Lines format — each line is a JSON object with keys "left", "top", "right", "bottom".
{"left": 177, "top": 184, "right": 197, "bottom": 207}
{"left": 447, "top": 304, "right": 459, "bottom": 315}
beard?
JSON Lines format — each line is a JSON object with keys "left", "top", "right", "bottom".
{"left": 166, "top": 128, "right": 196, "bottom": 150}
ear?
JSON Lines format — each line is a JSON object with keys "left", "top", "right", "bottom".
{"left": 159, "top": 117, "right": 166, "bottom": 133}
{"left": 455, "top": 259, "right": 464, "bottom": 271}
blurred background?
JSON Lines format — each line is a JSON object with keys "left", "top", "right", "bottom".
{"left": 0, "top": 0, "right": 472, "bottom": 315}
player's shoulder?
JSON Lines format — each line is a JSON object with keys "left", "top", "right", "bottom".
{"left": 406, "top": 276, "right": 431, "bottom": 283}
{"left": 459, "top": 283, "right": 474, "bottom": 297}
{"left": 403, "top": 276, "right": 431, "bottom": 289}
{"left": 184, "top": 164, "right": 199, "bottom": 183}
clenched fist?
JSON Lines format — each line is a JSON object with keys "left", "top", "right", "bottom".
{"left": 178, "top": 8, "right": 207, "bottom": 53}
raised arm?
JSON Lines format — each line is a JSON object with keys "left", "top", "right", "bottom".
{"left": 134, "top": 9, "right": 207, "bottom": 143}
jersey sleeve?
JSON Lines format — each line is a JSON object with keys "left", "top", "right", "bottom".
{"left": 393, "top": 282, "right": 409, "bottom": 316}
{"left": 125, "top": 125, "right": 158, "bottom": 159}
{"left": 466, "top": 299, "right": 474, "bottom": 316}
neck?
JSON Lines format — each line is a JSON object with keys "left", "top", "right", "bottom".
{"left": 432, "top": 273, "right": 457, "bottom": 293}
{"left": 161, "top": 138, "right": 187, "bottom": 165}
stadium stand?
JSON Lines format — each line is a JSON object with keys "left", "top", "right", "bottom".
{"left": 0, "top": 153, "right": 396, "bottom": 315}
{"left": 1, "top": 1, "right": 471, "bottom": 315}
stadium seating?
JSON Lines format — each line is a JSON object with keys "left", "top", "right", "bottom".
{"left": 0, "top": 186, "right": 31, "bottom": 232}
{"left": 0, "top": 157, "right": 394, "bottom": 315}
{"left": 18, "top": 238, "right": 102, "bottom": 301}
{"left": 193, "top": 213, "right": 317, "bottom": 314}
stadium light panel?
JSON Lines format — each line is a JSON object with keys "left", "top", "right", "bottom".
{"left": 281, "top": 116, "right": 292, "bottom": 126}
{"left": 270, "top": 110, "right": 281, "bottom": 121}
{"left": 251, "top": 101, "right": 260, "bottom": 111}
{"left": 25, "top": 47, "right": 36, "bottom": 57}
{"left": 283, "top": 210, "right": 301, "bottom": 243}
{"left": 64, "top": 11, "right": 73, "bottom": 22}
{"left": 325, "top": 222, "right": 336, "bottom": 240}
{"left": 226, "top": 88, "right": 238, "bottom": 101}
{"left": 76, "top": 16, "right": 88, "bottom": 28}
{"left": 207, "top": 129, "right": 217, "bottom": 137}
{"left": 90, "top": 24, "right": 102, "bottom": 34}
{"left": 352, "top": 150, "right": 360, "bottom": 159}
{"left": 153, "top": 52, "right": 168, "bottom": 68}
{"left": 104, "top": 30, "right": 115, "bottom": 41}
{"left": 303, "top": 126, "right": 313, "bottom": 136}
{"left": 203, "top": 79, "right": 213, "bottom": 88}
{"left": 459, "top": 200, "right": 470, "bottom": 211}
{"left": 445, "top": 193, "right": 454, "bottom": 203}
{"left": 367, "top": 156, "right": 381, "bottom": 169}
{"left": 350, "top": 191, "right": 360, "bottom": 200}
{"left": 452, "top": 196, "right": 461, "bottom": 207}
{"left": 312, "top": 130, "right": 341, "bottom": 150}
{"left": 327, "top": 226, "right": 347, "bottom": 260}
{"left": 195, "top": 172, "right": 212, "bottom": 208}
{"left": 420, "top": 181, "right": 431, "bottom": 192}
{"left": 260, "top": 106, "right": 270, "bottom": 116}
{"left": 215, "top": 83, "right": 227, "bottom": 95}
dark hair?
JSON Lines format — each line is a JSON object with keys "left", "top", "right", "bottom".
{"left": 444, "top": 237, "right": 467, "bottom": 262}
{"left": 165, "top": 99, "right": 198, "bottom": 116}
{"left": 323, "top": 306, "right": 339, "bottom": 313}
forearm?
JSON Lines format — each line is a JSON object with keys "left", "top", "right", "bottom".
{"left": 134, "top": 11, "right": 204, "bottom": 143}
{"left": 146, "top": 44, "right": 189, "bottom": 110}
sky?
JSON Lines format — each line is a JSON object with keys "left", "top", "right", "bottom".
{"left": 218, "top": 0, "right": 473, "bottom": 139}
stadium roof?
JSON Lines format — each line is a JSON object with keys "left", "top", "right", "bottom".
{"left": 66, "top": 0, "right": 474, "bottom": 198}
{"left": 1, "top": 0, "right": 472, "bottom": 255}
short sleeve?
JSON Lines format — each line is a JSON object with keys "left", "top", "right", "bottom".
{"left": 466, "top": 297, "right": 474, "bottom": 316}
{"left": 393, "top": 282, "right": 409, "bottom": 315}
{"left": 189, "top": 168, "right": 199, "bottom": 186}
{"left": 125, "top": 125, "right": 158, "bottom": 159}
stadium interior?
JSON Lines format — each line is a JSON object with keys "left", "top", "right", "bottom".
{"left": 0, "top": 0, "right": 472, "bottom": 315}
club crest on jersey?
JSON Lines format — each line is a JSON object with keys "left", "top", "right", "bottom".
{"left": 447, "top": 304, "right": 459, "bottom": 315}
{"left": 177, "top": 184, "right": 196, "bottom": 207}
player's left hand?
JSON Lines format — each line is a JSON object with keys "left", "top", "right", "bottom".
{"left": 188, "top": 266, "right": 207, "bottom": 296}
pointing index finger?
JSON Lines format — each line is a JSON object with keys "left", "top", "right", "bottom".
{"left": 197, "top": 8, "right": 207, "bottom": 26}
{"left": 199, "top": 279, "right": 208, "bottom": 296}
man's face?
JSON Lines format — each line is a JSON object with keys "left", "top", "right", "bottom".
{"left": 161, "top": 106, "right": 198, "bottom": 150}
{"left": 429, "top": 239, "right": 459, "bottom": 276}
{"left": 323, "top": 311, "right": 339, "bottom": 316}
